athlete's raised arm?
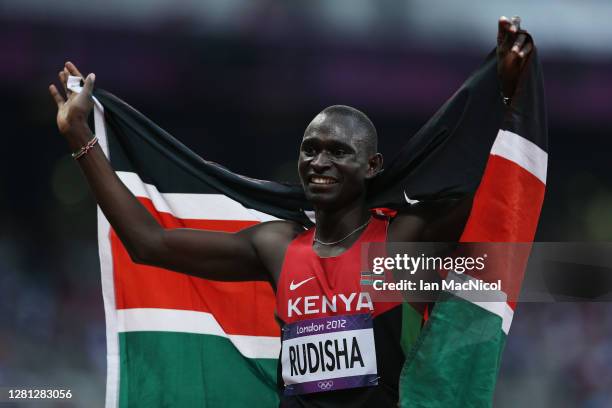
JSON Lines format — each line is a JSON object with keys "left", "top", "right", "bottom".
{"left": 49, "top": 62, "right": 299, "bottom": 283}
{"left": 388, "top": 16, "right": 534, "bottom": 242}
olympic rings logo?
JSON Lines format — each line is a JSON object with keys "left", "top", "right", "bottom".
{"left": 317, "top": 381, "right": 334, "bottom": 390}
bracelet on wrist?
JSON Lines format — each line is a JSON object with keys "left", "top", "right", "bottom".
{"left": 71, "top": 136, "right": 99, "bottom": 160}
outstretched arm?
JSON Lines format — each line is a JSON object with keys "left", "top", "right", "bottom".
{"left": 49, "top": 62, "right": 295, "bottom": 282}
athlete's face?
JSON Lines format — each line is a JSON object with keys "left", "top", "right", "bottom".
{"left": 298, "top": 113, "right": 381, "bottom": 210}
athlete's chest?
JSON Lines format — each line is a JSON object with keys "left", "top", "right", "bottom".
{"left": 277, "top": 240, "right": 375, "bottom": 323}
{"left": 276, "top": 233, "right": 386, "bottom": 397}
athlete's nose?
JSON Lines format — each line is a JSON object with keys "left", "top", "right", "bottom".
{"left": 310, "top": 152, "right": 332, "bottom": 172}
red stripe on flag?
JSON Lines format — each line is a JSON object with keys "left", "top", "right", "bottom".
{"left": 139, "top": 198, "right": 260, "bottom": 231}
{"left": 460, "top": 155, "right": 546, "bottom": 307}
{"left": 461, "top": 155, "right": 545, "bottom": 243}
{"left": 112, "top": 197, "right": 280, "bottom": 337}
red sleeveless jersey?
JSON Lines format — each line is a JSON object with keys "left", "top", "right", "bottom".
{"left": 277, "top": 215, "right": 397, "bottom": 322}
{"left": 275, "top": 214, "right": 408, "bottom": 408}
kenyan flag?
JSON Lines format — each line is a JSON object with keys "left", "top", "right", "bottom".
{"left": 72, "top": 43, "right": 545, "bottom": 407}
{"left": 399, "top": 48, "right": 547, "bottom": 407}
{"left": 91, "top": 92, "right": 303, "bottom": 407}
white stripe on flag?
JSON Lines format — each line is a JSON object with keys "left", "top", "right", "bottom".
{"left": 94, "top": 104, "right": 120, "bottom": 408}
{"left": 490, "top": 129, "right": 548, "bottom": 184}
{"left": 117, "top": 171, "right": 279, "bottom": 222}
{"left": 444, "top": 273, "right": 514, "bottom": 335}
{"left": 117, "top": 308, "right": 280, "bottom": 359}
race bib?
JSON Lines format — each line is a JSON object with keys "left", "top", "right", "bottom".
{"left": 281, "top": 314, "right": 378, "bottom": 395}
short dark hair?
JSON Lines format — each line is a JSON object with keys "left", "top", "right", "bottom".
{"left": 317, "top": 105, "right": 378, "bottom": 155}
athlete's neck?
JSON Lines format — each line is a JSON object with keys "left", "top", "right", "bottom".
{"left": 313, "top": 201, "right": 370, "bottom": 246}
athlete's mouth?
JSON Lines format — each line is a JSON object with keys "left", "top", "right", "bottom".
{"left": 309, "top": 175, "right": 338, "bottom": 185}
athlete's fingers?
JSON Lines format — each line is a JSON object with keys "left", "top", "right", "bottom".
{"left": 82, "top": 73, "right": 96, "bottom": 96}
{"left": 511, "top": 33, "right": 528, "bottom": 55}
{"left": 498, "top": 16, "right": 512, "bottom": 46}
{"left": 58, "top": 70, "right": 68, "bottom": 95}
{"left": 498, "top": 15, "right": 511, "bottom": 29}
{"left": 519, "top": 42, "right": 533, "bottom": 60}
{"left": 65, "top": 61, "right": 84, "bottom": 79}
{"left": 49, "top": 84, "right": 65, "bottom": 108}
{"left": 502, "top": 29, "right": 515, "bottom": 53}
{"left": 501, "top": 21, "right": 518, "bottom": 52}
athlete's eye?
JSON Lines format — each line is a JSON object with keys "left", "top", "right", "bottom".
{"left": 333, "top": 149, "right": 346, "bottom": 157}
{"left": 302, "top": 146, "right": 316, "bottom": 156}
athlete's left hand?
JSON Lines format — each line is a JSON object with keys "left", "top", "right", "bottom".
{"left": 496, "top": 16, "right": 533, "bottom": 100}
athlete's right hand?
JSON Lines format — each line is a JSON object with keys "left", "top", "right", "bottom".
{"left": 49, "top": 61, "right": 95, "bottom": 137}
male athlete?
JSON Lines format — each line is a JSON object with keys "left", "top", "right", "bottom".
{"left": 49, "top": 17, "right": 533, "bottom": 407}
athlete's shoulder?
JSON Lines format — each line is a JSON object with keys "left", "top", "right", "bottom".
{"left": 257, "top": 219, "right": 307, "bottom": 236}
{"left": 245, "top": 220, "right": 306, "bottom": 250}
{"left": 245, "top": 220, "right": 307, "bottom": 286}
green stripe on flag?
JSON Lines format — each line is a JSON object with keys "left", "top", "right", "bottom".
{"left": 400, "top": 293, "right": 507, "bottom": 408}
{"left": 400, "top": 303, "right": 423, "bottom": 357}
{"left": 119, "top": 332, "right": 279, "bottom": 408}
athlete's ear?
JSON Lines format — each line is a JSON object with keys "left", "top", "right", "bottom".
{"left": 366, "top": 153, "right": 383, "bottom": 179}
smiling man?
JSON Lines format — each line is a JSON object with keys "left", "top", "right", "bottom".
{"left": 49, "top": 16, "right": 533, "bottom": 408}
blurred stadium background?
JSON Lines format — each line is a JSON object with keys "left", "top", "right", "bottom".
{"left": 1, "top": 0, "right": 611, "bottom": 406}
